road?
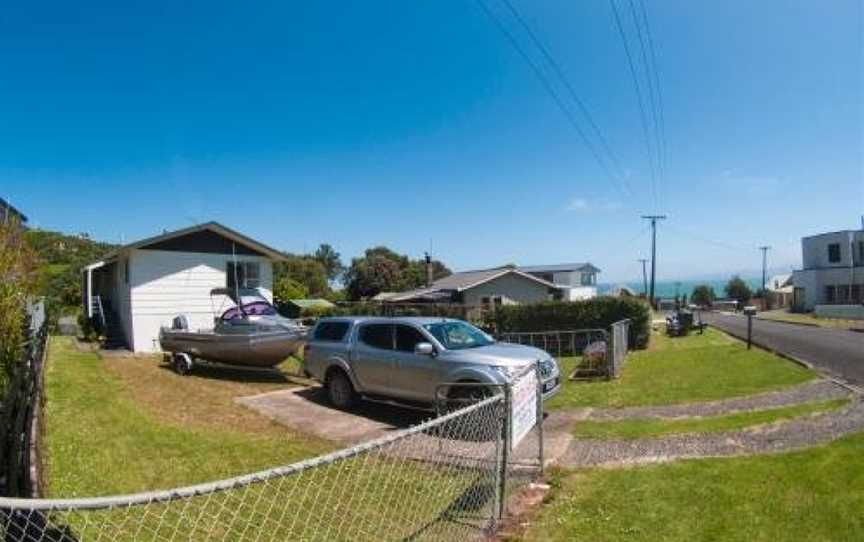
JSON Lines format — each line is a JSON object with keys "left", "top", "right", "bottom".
{"left": 702, "top": 312, "right": 864, "bottom": 387}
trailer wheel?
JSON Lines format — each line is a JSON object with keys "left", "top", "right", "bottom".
{"left": 173, "top": 353, "right": 193, "bottom": 376}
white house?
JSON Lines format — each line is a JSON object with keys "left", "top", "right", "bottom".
{"left": 82, "top": 222, "right": 286, "bottom": 353}
{"left": 518, "top": 263, "right": 601, "bottom": 301}
{"left": 765, "top": 273, "right": 794, "bottom": 308}
{"left": 792, "top": 229, "right": 864, "bottom": 314}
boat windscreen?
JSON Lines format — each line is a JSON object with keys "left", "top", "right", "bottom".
{"left": 221, "top": 301, "right": 278, "bottom": 321}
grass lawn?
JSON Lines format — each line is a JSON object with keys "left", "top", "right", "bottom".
{"left": 571, "top": 399, "right": 848, "bottom": 440}
{"left": 758, "top": 309, "right": 863, "bottom": 330}
{"left": 547, "top": 328, "right": 815, "bottom": 410}
{"left": 522, "top": 431, "right": 864, "bottom": 542}
{"left": 43, "top": 337, "right": 331, "bottom": 497}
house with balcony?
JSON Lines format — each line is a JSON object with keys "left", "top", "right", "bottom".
{"left": 518, "top": 263, "right": 600, "bottom": 301}
{"left": 792, "top": 229, "right": 864, "bottom": 316}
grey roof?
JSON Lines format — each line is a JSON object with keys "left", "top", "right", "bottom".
{"left": 519, "top": 262, "right": 600, "bottom": 273}
{"left": 387, "top": 266, "right": 558, "bottom": 302}
{"left": 0, "top": 197, "right": 28, "bottom": 223}
{"left": 95, "top": 221, "right": 287, "bottom": 263}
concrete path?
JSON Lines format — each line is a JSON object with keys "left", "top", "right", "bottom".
{"left": 558, "top": 396, "right": 864, "bottom": 467}
{"left": 236, "top": 386, "right": 428, "bottom": 444}
{"left": 703, "top": 312, "right": 864, "bottom": 387}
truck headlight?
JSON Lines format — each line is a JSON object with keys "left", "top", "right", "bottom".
{"left": 492, "top": 365, "right": 520, "bottom": 380}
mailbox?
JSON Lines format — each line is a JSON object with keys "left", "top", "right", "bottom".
{"left": 743, "top": 306, "right": 757, "bottom": 316}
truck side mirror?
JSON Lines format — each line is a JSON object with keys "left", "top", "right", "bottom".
{"left": 414, "top": 342, "right": 435, "bottom": 356}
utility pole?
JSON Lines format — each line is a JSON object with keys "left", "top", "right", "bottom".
{"left": 759, "top": 246, "right": 771, "bottom": 310}
{"left": 641, "top": 215, "right": 667, "bottom": 308}
{"left": 638, "top": 259, "right": 649, "bottom": 297}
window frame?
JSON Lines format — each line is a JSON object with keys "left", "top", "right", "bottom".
{"left": 827, "top": 243, "right": 841, "bottom": 264}
{"left": 358, "top": 323, "right": 395, "bottom": 351}
{"left": 313, "top": 321, "right": 351, "bottom": 342}
{"left": 227, "top": 261, "right": 262, "bottom": 289}
{"left": 394, "top": 324, "right": 429, "bottom": 353}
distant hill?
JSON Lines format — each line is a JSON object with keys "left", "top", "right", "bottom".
{"left": 25, "top": 229, "right": 117, "bottom": 317}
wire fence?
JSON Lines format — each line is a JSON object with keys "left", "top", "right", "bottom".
{"left": 608, "top": 319, "right": 631, "bottom": 379}
{"left": 0, "top": 366, "right": 544, "bottom": 541}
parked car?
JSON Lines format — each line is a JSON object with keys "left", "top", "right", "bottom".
{"left": 303, "top": 316, "right": 561, "bottom": 409}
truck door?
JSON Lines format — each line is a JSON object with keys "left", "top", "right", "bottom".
{"left": 351, "top": 323, "right": 395, "bottom": 394}
{"left": 390, "top": 324, "right": 442, "bottom": 402}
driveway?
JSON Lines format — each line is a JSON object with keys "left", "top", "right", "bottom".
{"left": 703, "top": 312, "right": 864, "bottom": 386}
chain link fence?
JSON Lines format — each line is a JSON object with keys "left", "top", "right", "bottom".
{"left": 608, "top": 319, "right": 631, "bottom": 379}
{"left": 0, "top": 366, "right": 544, "bottom": 541}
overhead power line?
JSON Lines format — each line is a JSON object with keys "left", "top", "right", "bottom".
{"left": 609, "top": 0, "right": 659, "bottom": 210}
{"left": 500, "top": 0, "right": 633, "bottom": 196}
{"left": 635, "top": 0, "right": 667, "bottom": 180}
{"left": 475, "top": 0, "right": 632, "bottom": 199}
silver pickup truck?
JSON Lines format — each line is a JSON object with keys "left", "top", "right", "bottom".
{"left": 302, "top": 316, "right": 561, "bottom": 409}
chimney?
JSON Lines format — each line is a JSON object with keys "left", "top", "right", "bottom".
{"left": 424, "top": 252, "right": 433, "bottom": 287}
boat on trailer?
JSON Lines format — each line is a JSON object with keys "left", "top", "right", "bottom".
{"left": 159, "top": 288, "right": 308, "bottom": 374}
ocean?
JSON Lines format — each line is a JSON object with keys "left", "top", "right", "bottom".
{"left": 600, "top": 277, "right": 762, "bottom": 299}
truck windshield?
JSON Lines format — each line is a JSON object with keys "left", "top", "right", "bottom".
{"left": 423, "top": 321, "right": 494, "bottom": 350}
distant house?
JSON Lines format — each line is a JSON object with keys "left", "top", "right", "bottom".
{"left": 282, "top": 298, "right": 335, "bottom": 318}
{"left": 0, "top": 197, "right": 28, "bottom": 227}
{"left": 765, "top": 273, "right": 794, "bottom": 308}
{"left": 518, "top": 263, "right": 601, "bottom": 301}
{"left": 792, "top": 229, "right": 864, "bottom": 311}
{"left": 609, "top": 285, "right": 637, "bottom": 298}
{"left": 82, "top": 222, "right": 286, "bottom": 352}
{"left": 386, "top": 266, "right": 560, "bottom": 308}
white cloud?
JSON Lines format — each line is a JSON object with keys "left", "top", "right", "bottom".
{"left": 566, "top": 198, "right": 589, "bottom": 212}
{"left": 565, "top": 197, "right": 622, "bottom": 213}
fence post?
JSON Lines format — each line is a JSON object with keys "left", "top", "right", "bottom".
{"left": 497, "top": 384, "right": 511, "bottom": 520}
{"left": 535, "top": 362, "right": 544, "bottom": 475}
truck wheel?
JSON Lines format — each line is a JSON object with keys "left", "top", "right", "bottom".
{"left": 327, "top": 370, "right": 356, "bottom": 409}
{"left": 173, "top": 354, "right": 193, "bottom": 376}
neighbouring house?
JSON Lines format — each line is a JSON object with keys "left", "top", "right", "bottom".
{"left": 765, "top": 273, "right": 794, "bottom": 308}
{"left": 791, "top": 228, "right": 864, "bottom": 314}
{"left": 82, "top": 222, "right": 286, "bottom": 352}
{"left": 518, "top": 263, "right": 600, "bottom": 301}
{"left": 609, "top": 285, "right": 637, "bottom": 298}
{"left": 386, "top": 265, "right": 561, "bottom": 309}
{"left": 282, "top": 298, "right": 335, "bottom": 318}
{"left": 0, "top": 197, "right": 28, "bottom": 227}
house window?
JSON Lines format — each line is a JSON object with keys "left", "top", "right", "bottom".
{"left": 227, "top": 261, "right": 261, "bottom": 289}
{"left": 824, "top": 285, "right": 836, "bottom": 304}
{"left": 858, "top": 241, "right": 864, "bottom": 265}
{"left": 580, "top": 273, "right": 595, "bottom": 286}
{"left": 124, "top": 259, "right": 130, "bottom": 284}
{"left": 481, "top": 296, "right": 504, "bottom": 309}
{"left": 827, "top": 243, "right": 841, "bottom": 263}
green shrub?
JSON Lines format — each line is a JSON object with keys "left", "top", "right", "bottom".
{"left": 492, "top": 297, "right": 651, "bottom": 349}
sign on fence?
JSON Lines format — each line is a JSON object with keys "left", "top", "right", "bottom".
{"left": 510, "top": 367, "right": 538, "bottom": 450}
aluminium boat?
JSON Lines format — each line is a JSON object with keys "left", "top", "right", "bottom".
{"left": 159, "top": 288, "right": 308, "bottom": 370}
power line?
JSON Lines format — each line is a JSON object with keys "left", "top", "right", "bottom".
{"left": 627, "top": 0, "right": 664, "bottom": 188}
{"left": 665, "top": 224, "right": 756, "bottom": 253}
{"left": 500, "top": 0, "right": 633, "bottom": 196}
{"left": 610, "top": 0, "right": 659, "bottom": 211}
{"left": 475, "top": 0, "right": 631, "bottom": 199}
{"left": 636, "top": 0, "right": 667, "bottom": 180}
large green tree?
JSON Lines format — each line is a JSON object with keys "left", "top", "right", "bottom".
{"left": 312, "top": 243, "right": 344, "bottom": 282}
{"left": 343, "top": 247, "right": 450, "bottom": 301}
{"left": 691, "top": 284, "right": 716, "bottom": 307}
{"left": 273, "top": 255, "right": 329, "bottom": 299}
{"left": 724, "top": 276, "right": 753, "bottom": 308}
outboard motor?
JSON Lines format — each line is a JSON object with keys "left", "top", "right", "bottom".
{"left": 171, "top": 315, "right": 189, "bottom": 331}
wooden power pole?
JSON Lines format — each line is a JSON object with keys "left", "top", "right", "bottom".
{"left": 642, "top": 215, "right": 667, "bottom": 307}
{"left": 638, "top": 259, "right": 649, "bottom": 296}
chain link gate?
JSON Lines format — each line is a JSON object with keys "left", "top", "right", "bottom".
{"left": 0, "top": 365, "right": 544, "bottom": 541}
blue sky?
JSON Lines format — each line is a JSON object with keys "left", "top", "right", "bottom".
{"left": 2, "top": 0, "right": 862, "bottom": 283}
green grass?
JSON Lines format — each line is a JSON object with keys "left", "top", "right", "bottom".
{"left": 522, "top": 431, "right": 864, "bottom": 542}
{"left": 44, "top": 337, "right": 331, "bottom": 497}
{"left": 758, "top": 309, "right": 863, "bottom": 330}
{"left": 572, "top": 399, "right": 848, "bottom": 440}
{"left": 547, "top": 328, "right": 815, "bottom": 410}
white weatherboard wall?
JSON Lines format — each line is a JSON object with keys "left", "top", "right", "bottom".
{"left": 128, "top": 249, "right": 273, "bottom": 352}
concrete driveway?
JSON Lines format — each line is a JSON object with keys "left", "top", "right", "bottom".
{"left": 703, "top": 312, "right": 864, "bottom": 387}
{"left": 236, "top": 386, "right": 428, "bottom": 444}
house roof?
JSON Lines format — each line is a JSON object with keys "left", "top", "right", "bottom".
{"left": 387, "top": 266, "right": 559, "bottom": 302}
{"left": 519, "top": 262, "right": 601, "bottom": 274}
{"left": 0, "top": 197, "right": 28, "bottom": 223}
{"left": 96, "top": 222, "right": 287, "bottom": 263}
{"left": 287, "top": 298, "right": 335, "bottom": 309}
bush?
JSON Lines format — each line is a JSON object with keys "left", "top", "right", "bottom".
{"left": 492, "top": 297, "right": 652, "bottom": 349}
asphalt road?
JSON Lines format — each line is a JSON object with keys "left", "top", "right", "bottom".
{"left": 702, "top": 312, "right": 864, "bottom": 387}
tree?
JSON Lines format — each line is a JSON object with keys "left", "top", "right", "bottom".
{"left": 272, "top": 275, "right": 308, "bottom": 306}
{"left": 724, "top": 276, "right": 752, "bottom": 308}
{"left": 273, "top": 255, "right": 329, "bottom": 298}
{"left": 691, "top": 284, "right": 716, "bottom": 307}
{"left": 343, "top": 246, "right": 451, "bottom": 301}
{"left": 313, "top": 243, "right": 344, "bottom": 282}
{"left": 1, "top": 217, "right": 38, "bottom": 376}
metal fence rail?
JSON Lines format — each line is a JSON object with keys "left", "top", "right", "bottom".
{"left": 496, "top": 329, "right": 608, "bottom": 359}
{"left": 0, "top": 369, "right": 544, "bottom": 541}
{"left": 608, "top": 319, "right": 631, "bottom": 379}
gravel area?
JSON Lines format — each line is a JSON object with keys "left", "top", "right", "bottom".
{"left": 558, "top": 396, "right": 864, "bottom": 467}
{"left": 582, "top": 379, "right": 851, "bottom": 421}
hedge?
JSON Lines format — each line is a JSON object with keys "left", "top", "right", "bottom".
{"left": 492, "top": 297, "right": 651, "bottom": 349}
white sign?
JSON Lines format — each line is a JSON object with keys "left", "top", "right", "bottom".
{"left": 510, "top": 368, "right": 538, "bottom": 450}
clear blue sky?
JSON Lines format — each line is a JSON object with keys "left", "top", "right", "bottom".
{"left": 2, "top": 1, "right": 862, "bottom": 283}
